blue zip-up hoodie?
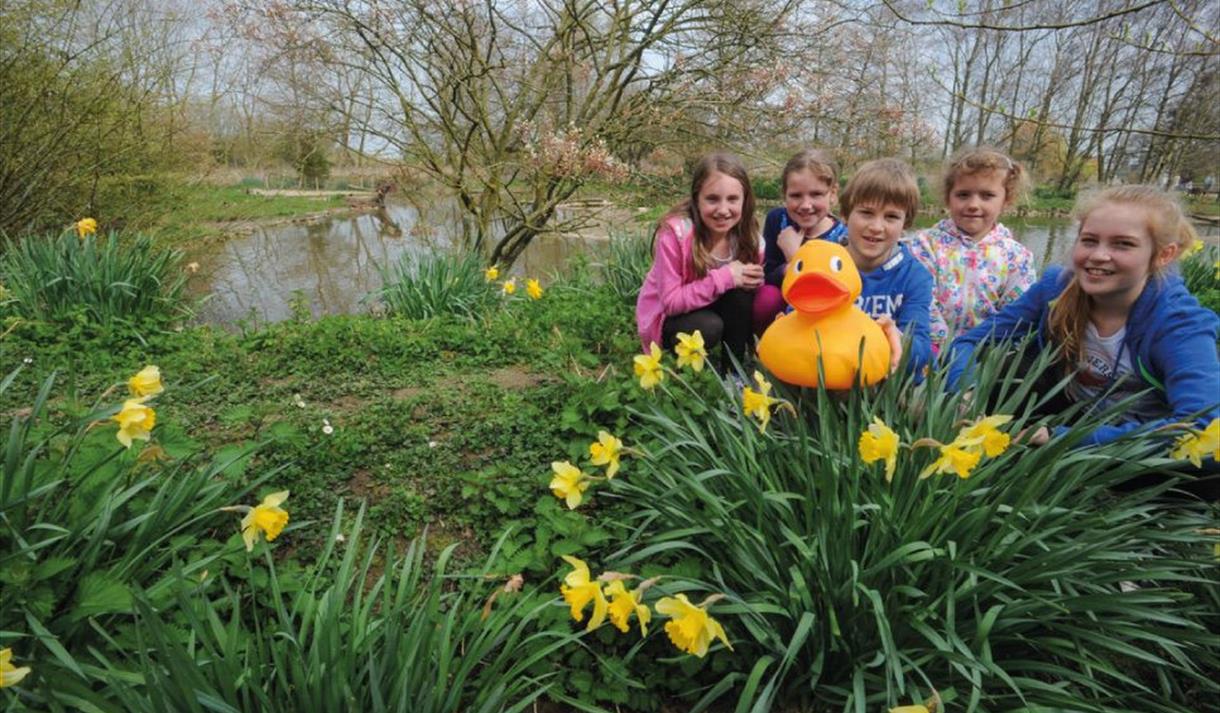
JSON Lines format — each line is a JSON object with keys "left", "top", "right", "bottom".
{"left": 946, "top": 265, "right": 1220, "bottom": 446}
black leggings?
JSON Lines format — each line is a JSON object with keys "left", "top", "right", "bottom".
{"left": 661, "top": 288, "right": 755, "bottom": 373}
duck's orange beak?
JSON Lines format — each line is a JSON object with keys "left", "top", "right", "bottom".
{"left": 786, "top": 271, "right": 851, "bottom": 315}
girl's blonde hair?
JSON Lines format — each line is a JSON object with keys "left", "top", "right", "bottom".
{"left": 660, "top": 153, "right": 760, "bottom": 276}
{"left": 942, "top": 146, "right": 1027, "bottom": 208}
{"left": 1049, "top": 184, "right": 1198, "bottom": 368}
{"left": 781, "top": 149, "right": 838, "bottom": 194}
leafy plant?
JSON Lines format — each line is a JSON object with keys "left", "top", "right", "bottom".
{"left": 371, "top": 251, "right": 498, "bottom": 320}
{"left": 0, "top": 367, "right": 279, "bottom": 707}
{"left": 0, "top": 230, "right": 190, "bottom": 335}
{"left": 598, "top": 230, "right": 652, "bottom": 305}
{"left": 1180, "top": 242, "right": 1220, "bottom": 315}
{"left": 606, "top": 347, "right": 1220, "bottom": 712}
{"left": 103, "top": 505, "right": 576, "bottom": 713}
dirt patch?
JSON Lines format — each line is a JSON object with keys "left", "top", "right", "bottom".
{"left": 391, "top": 386, "right": 424, "bottom": 401}
{"left": 346, "top": 468, "right": 390, "bottom": 501}
{"left": 487, "top": 366, "right": 547, "bottom": 390}
{"left": 331, "top": 394, "right": 367, "bottom": 412}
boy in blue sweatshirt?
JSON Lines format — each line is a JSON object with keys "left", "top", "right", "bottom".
{"left": 834, "top": 158, "right": 933, "bottom": 377}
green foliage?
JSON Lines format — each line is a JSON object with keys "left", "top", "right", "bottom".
{"left": 102, "top": 507, "right": 573, "bottom": 712}
{"left": 599, "top": 230, "right": 653, "bottom": 305}
{"left": 373, "top": 251, "right": 499, "bottom": 320}
{"left": 752, "top": 177, "right": 782, "bottom": 201}
{"left": 1181, "top": 242, "right": 1220, "bottom": 315}
{"left": 606, "top": 348, "right": 1220, "bottom": 711}
{"left": 0, "top": 231, "right": 191, "bottom": 334}
{"left": 0, "top": 367, "right": 280, "bottom": 708}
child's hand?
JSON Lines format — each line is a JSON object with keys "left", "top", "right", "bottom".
{"left": 777, "top": 226, "right": 803, "bottom": 260}
{"left": 731, "top": 261, "right": 764, "bottom": 290}
{"left": 1017, "top": 426, "right": 1051, "bottom": 446}
{"left": 876, "top": 315, "right": 903, "bottom": 374}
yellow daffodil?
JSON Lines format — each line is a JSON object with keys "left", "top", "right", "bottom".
{"left": 560, "top": 556, "right": 608, "bottom": 630}
{"left": 655, "top": 593, "right": 732, "bottom": 658}
{"left": 742, "top": 371, "right": 778, "bottom": 433}
{"left": 960, "top": 414, "right": 1013, "bottom": 457}
{"left": 240, "top": 491, "right": 289, "bottom": 551}
{"left": 889, "top": 707, "right": 930, "bottom": 713}
{"left": 605, "top": 580, "right": 651, "bottom": 635}
{"left": 919, "top": 442, "right": 982, "bottom": 479}
{"left": 502, "top": 278, "right": 517, "bottom": 295}
{"left": 0, "top": 648, "right": 30, "bottom": 688}
{"left": 112, "top": 397, "right": 156, "bottom": 448}
{"left": 1184, "top": 240, "right": 1204, "bottom": 257}
{"left": 127, "top": 364, "right": 164, "bottom": 397}
{"left": 1171, "top": 418, "right": 1220, "bottom": 467}
{"left": 484, "top": 265, "right": 499, "bottom": 281}
{"left": 550, "top": 460, "right": 590, "bottom": 509}
{"left": 526, "top": 278, "right": 543, "bottom": 300}
{"left": 674, "top": 330, "right": 707, "bottom": 372}
{"left": 859, "top": 417, "right": 900, "bottom": 482}
{"left": 75, "top": 217, "right": 97, "bottom": 238}
{"left": 589, "top": 431, "right": 623, "bottom": 478}
{"left": 633, "top": 342, "right": 664, "bottom": 390}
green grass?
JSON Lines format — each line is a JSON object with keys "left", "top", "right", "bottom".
{"left": 147, "top": 181, "right": 348, "bottom": 246}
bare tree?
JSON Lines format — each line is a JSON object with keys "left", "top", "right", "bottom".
{"left": 225, "top": 0, "right": 804, "bottom": 267}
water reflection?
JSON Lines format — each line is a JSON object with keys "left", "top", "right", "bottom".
{"left": 1009, "top": 220, "right": 1073, "bottom": 270}
{"left": 193, "top": 205, "right": 1217, "bottom": 326}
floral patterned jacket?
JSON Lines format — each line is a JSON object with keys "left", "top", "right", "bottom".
{"left": 907, "top": 219, "right": 1036, "bottom": 352}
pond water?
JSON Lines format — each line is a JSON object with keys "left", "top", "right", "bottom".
{"left": 190, "top": 207, "right": 1217, "bottom": 325}
{"left": 190, "top": 201, "right": 601, "bottom": 324}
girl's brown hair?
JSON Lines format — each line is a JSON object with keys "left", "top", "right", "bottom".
{"left": 781, "top": 149, "right": 838, "bottom": 194}
{"left": 942, "top": 146, "right": 1027, "bottom": 208}
{"left": 839, "top": 158, "right": 922, "bottom": 228}
{"left": 660, "top": 153, "right": 760, "bottom": 276}
{"left": 1048, "top": 184, "right": 1197, "bottom": 368}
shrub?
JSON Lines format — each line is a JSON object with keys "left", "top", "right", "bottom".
{"left": 0, "top": 367, "right": 281, "bottom": 708}
{"left": 1180, "top": 242, "right": 1220, "bottom": 316}
{"left": 0, "top": 231, "right": 190, "bottom": 334}
{"left": 372, "top": 251, "right": 498, "bottom": 320}
{"left": 101, "top": 506, "right": 575, "bottom": 712}
{"left": 599, "top": 230, "right": 653, "bottom": 305}
{"left": 606, "top": 347, "right": 1220, "bottom": 711}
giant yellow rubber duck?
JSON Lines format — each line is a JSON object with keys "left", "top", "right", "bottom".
{"left": 757, "top": 241, "right": 890, "bottom": 389}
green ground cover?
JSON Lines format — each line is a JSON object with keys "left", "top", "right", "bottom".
{"left": 2, "top": 219, "right": 1219, "bottom": 711}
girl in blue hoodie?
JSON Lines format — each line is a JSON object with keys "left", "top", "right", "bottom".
{"left": 946, "top": 185, "right": 1219, "bottom": 459}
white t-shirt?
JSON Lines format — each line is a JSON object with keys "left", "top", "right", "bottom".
{"left": 1066, "top": 322, "right": 1164, "bottom": 418}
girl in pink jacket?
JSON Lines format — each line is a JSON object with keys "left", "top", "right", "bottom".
{"left": 636, "top": 153, "right": 764, "bottom": 373}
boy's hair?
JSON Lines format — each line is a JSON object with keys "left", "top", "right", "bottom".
{"left": 1049, "top": 184, "right": 1197, "bottom": 369}
{"left": 839, "top": 158, "right": 921, "bottom": 228}
{"left": 942, "top": 146, "right": 1027, "bottom": 208}
{"left": 781, "top": 149, "right": 838, "bottom": 194}
{"left": 660, "top": 152, "right": 760, "bottom": 276}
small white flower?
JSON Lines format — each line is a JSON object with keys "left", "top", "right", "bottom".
{"left": 335, "top": 533, "right": 346, "bottom": 543}
{"left": 23, "top": 357, "right": 33, "bottom": 364}
{"left": 293, "top": 394, "right": 306, "bottom": 408}
{"left": 322, "top": 418, "right": 334, "bottom": 435}
{"left": 428, "top": 440, "right": 439, "bottom": 448}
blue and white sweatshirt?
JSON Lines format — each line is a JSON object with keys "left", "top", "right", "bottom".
{"left": 853, "top": 242, "right": 934, "bottom": 377}
{"left": 946, "top": 266, "right": 1220, "bottom": 447}
{"left": 762, "top": 207, "right": 846, "bottom": 287}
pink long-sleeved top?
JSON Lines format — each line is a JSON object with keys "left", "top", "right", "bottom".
{"left": 635, "top": 216, "right": 741, "bottom": 352}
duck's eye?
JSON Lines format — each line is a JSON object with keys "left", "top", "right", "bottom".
{"left": 830, "top": 256, "right": 843, "bottom": 272}
{"left": 793, "top": 259, "right": 803, "bottom": 273}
